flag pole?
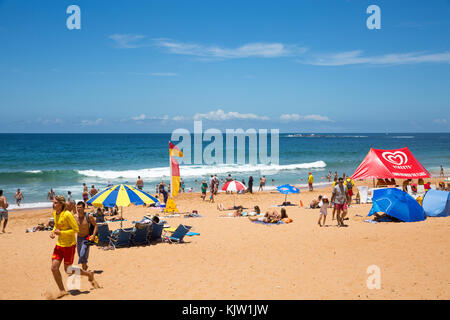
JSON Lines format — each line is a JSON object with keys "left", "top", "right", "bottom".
{"left": 169, "top": 142, "right": 172, "bottom": 198}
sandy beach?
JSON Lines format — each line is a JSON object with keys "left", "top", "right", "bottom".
{"left": 0, "top": 181, "right": 449, "bottom": 300}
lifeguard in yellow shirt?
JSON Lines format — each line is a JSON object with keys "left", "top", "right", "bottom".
{"left": 50, "top": 195, "right": 100, "bottom": 299}
{"left": 308, "top": 172, "right": 314, "bottom": 191}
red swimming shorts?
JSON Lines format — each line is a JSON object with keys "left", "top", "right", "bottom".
{"left": 334, "top": 203, "right": 348, "bottom": 211}
{"left": 348, "top": 189, "right": 353, "bottom": 197}
{"left": 52, "top": 245, "right": 76, "bottom": 265}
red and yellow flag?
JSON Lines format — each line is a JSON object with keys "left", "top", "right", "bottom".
{"left": 171, "top": 156, "right": 180, "bottom": 197}
{"left": 169, "top": 141, "right": 183, "bottom": 157}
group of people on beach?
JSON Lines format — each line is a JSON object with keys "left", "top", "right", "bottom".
{"left": 310, "top": 174, "right": 355, "bottom": 227}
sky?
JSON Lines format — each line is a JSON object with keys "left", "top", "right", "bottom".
{"left": 0, "top": 0, "right": 449, "bottom": 133}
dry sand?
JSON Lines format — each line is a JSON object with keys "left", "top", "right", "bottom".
{"left": 0, "top": 182, "right": 449, "bottom": 300}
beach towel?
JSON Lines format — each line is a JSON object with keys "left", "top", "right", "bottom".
{"left": 364, "top": 219, "right": 378, "bottom": 224}
{"left": 184, "top": 213, "right": 202, "bottom": 218}
{"left": 251, "top": 220, "right": 285, "bottom": 225}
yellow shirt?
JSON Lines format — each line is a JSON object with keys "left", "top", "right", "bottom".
{"left": 52, "top": 210, "right": 79, "bottom": 247}
{"left": 345, "top": 178, "right": 354, "bottom": 188}
{"left": 308, "top": 175, "right": 314, "bottom": 184}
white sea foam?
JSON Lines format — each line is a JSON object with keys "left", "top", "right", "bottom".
{"left": 78, "top": 161, "right": 327, "bottom": 181}
{"left": 8, "top": 202, "right": 53, "bottom": 211}
{"left": 25, "top": 170, "right": 42, "bottom": 173}
{"left": 391, "top": 136, "right": 415, "bottom": 139}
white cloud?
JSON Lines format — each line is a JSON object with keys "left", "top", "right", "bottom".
{"left": 434, "top": 118, "right": 448, "bottom": 124}
{"left": 109, "top": 34, "right": 147, "bottom": 48}
{"left": 131, "top": 114, "right": 146, "bottom": 121}
{"left": 304, "top": 50, "right": 450, "bottom": 66}
{"left": 153, "top": 39, "right": 307, "bottom": 59}
{"left": 36, "top": 118, "right": 64, "bottom": 125}
{"left": 193, "top": 109, "right": 270, "bottom": 121}
{"left": 81, "top": 118, "right": 103, "bottom": 126}
{"left": 280, "top": 114, "right": 333, "bottom": 122}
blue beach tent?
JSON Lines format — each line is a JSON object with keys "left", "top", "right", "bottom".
{"left": 368, "top": 188, "right": 425, "bottom": 222}
{"left": 422, "top": 189, "right": 450, "bottom": 217}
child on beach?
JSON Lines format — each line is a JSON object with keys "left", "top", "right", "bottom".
{"left": 317, "top": 196, "right": 329, "bottom": 227}
{"left": 209, "top": 189, "right": 215, "bottom": 203}
{"left": 201, "top": 180, "right": 208, "bottom": 200}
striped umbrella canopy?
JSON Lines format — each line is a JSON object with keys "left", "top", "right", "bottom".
{"left": 87, "top": 184, "right": 159, "bottom": 208}
{"left": 221, "top": 180, "right": 246, "bottom": 207}
{"left": 221, "top": 180, "right": 246, "bottom": 192}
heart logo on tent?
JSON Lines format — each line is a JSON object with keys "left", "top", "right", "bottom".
{"left": 381, "top": 151, "right": 408, "bottom": 165}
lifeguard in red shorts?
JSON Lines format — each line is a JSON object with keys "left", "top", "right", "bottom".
{"left": 50, "top": 195, "right": 100, "bottom": 299}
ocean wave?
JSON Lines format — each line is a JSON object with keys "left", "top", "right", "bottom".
{"left": 0, "top": 169, "right": 80, "bottom": 182}
{"left": 78, "top": 161, "right": 327, "bottom": 180}
{"left": 391, "top": 136, "right": 415, "bottom": 139}
{"left": 8, "top": 202, "right": 53, "bottom": 211}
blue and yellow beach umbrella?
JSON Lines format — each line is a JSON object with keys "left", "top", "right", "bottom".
{"left": 87, "top": 184, "right": 159, "bottom": 208}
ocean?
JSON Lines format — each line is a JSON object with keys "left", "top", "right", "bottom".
{"left": 0, "top": 133, "right": 449, "bottom": 209}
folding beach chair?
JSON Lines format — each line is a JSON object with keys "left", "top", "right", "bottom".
{"left": 96, "top": 223, "right": 111, "bottom": 246}
{"left": 358, "top": 186, "right": 369, "bottom": 204}
{"left": 163, "top": 224, "right": 192, "bottom": 243}
{"left": 108, "top": 228, "right": 132, "bottom": 249}
{"left": 148, "top": 222, "right": 165, "bottom": 243}
{"left": 130, "top": 224, "right": 150, "bottom": 246}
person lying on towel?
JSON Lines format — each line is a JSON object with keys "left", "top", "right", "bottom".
{"left": 248, "top": 208, "right": 290, "bottom": 223}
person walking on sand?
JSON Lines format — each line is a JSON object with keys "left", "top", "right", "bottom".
{"left": 15, "top": 189, "right": 24, "bottom": 206}
{"left": 344, "top": 176, "right": 355, "bottom": 206}
{"left": 49, "top": 195, "right": 100, "bottom": 299}
{"left": 74, "top": 201, "right": 97, "bottom": 272}
{"left": 48, "top": 188, "right": 55, "bottom": 201}
{"left": 308, "top": 172, "right": 314, "bottom": 191}
{"left": 213, "top": 175, "right": 219, "bottom": 195}
{"left": 201, "top": 180, "right": 208, "bottom": 200}
{"left": 330, "top": 178, "right": 350, "bottom": 227}
{"left": 441, "top": 165, "right": 445, "bottom": 177}
{"left": 317, "top": 195, "right": 329, "bottom": 227}
{"left": 258, "top": 176, "right": 266, "bottom": 192}
{"left": 0, "top": 190, "right": 9, "bottom": 233}
{"left": 136, "top": 176, "right": 144, "bottom": 190}
{"left": 248, "top": 176, "right": 253, "bottom": 194}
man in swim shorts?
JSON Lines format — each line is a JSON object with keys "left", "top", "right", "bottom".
{"left": 50, "top": 195, "right": 100, "bottom": 298}
{"left": 0, "top": 190, "right": 9, "bottom": 233}
{"left": 75, "top": 201, "right": 97, "bottom": 271}
{"left": 136, "top": 176, "right": 144, "bottom": 190}
{"left": 330, "top": 178, "right": 350, "bottom": 227}
{"left": 15, "top": 189, "right": 24, "bottom": 206}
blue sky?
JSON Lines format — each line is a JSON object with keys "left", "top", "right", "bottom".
{"left": 0, "top": 0, "right": 449, "bottom": 133}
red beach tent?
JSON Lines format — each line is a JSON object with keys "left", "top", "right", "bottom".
{"left": 351, "top": 147, "right": 430, "bottom": 180}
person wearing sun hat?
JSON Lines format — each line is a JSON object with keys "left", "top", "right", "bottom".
{"left": 49, "top": 195, "right": 100, "bottom": 298}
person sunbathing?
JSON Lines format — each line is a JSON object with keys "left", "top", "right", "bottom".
{"left": 217, "top": 203, "right": 245, "bottom": 211}
{"left": 248, "top": 208, "right": 287, "bottom": 223}
{"left": 219, "top": 207, "right": 244, "bottom": 217}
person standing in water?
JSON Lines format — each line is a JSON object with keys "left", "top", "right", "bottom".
{"left": 48, "top": 188, "right": 55, "bottom": 201}
{"left": 15, "top": 189, "right": 24, "bottom": 206}
{"left": 136, "top": 176, "right": 144, "bottom": 190}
